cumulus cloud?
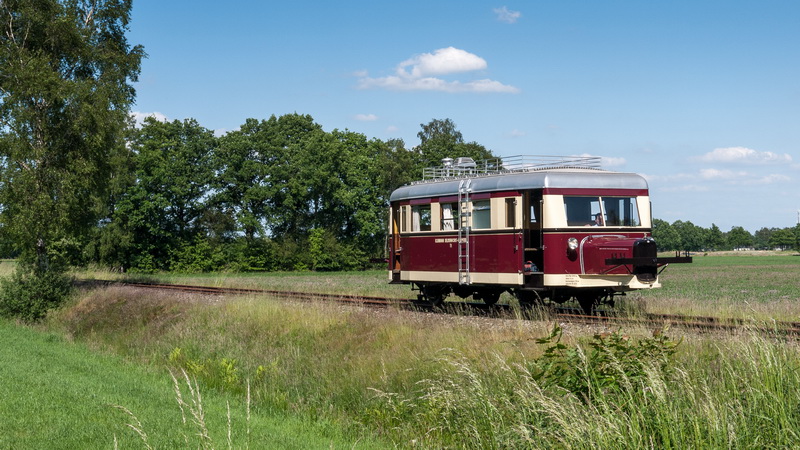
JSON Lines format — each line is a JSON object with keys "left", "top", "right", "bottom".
{"left": 354, "top": 113, "right": 378, "bottom": 121}
{"left": 699, "top": 168, "right": 747, "bottom": 180}
{"left": 694, "top": 146, "right": 792, "bottom": 164}
{"left": 660, "top": 184, "right": 710, "bottom": 193}
{"left": 494, "top": 6, "right": 521, "bottom": 23}
{"left": 131, "top": 111, "right": 168, "bottom": 127}
{"left": 357, "top": 47, "right": 519, "bottom": 94}
{"left": 745, "top": 174, "right": 792, "bottom": 185}
{"left": 397, "top": 47, "right": 487, "bottom": 78}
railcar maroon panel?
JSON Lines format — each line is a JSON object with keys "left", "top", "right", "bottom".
{"left": 399, "top": 232, "right": 523, "bottom": 274}
{"left": 542, "top": 232, "right": 651, "bottom": 275}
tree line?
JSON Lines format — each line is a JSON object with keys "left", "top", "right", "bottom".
{"left": 79, "top": 115, "right": 491, "bottom": 273}
{"left": 653, "top": 220, "right": 800, "bottom": 252}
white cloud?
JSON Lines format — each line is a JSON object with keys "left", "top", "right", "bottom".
{"left": 131, "top": 111, "right": 168, "bottom": 127}
{"left": 746, "top": 174, "right": 792, "bottom": 185}
{"left": 385, "top": 125, "right": 399, "bottom": 133}
{"left": 354, "top": 113, "right": 378, "bottom": 121}
{"left": 660, "top": 184, "right": 710, "bottom": 193}
{"left": 397, "top": 47, "right": 487, "bottom": 78}
{"left": 357, "top": 47, "right": 519, "bottom": 94}
{"left": 494, "top": 6, "right": 521, "bottom": 24}
{"left": 695, "top": 146, "right": 792, "bottom": 164}
{"left": 699, "top": 168, "right": 747, "bottom": 180}
{"left": 358, "top": 75, "right": 519, "bottom": 93}
{"left": 508, "top": 129, "right": 526, "bottom": 138}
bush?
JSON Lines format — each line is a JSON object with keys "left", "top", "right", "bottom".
{"left": 0, "top": 267, "right": 73, "bottom": 322}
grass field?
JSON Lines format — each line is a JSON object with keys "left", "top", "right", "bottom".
{"left": 4, "top": 251, "right": 800, "bottom": 447}
{"left": 77, "top": 250, "right": 800, "bottom": 320}
{"left": 0, "top": 317, "right": 387, "bottom": 448}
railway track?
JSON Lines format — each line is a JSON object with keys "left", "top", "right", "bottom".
{"left": 81, "top": 280, "right": 800, "bottom": 336}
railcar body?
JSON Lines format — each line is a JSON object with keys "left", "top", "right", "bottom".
{"left": 387, "top": 155, "right": 690, "bottom": 313}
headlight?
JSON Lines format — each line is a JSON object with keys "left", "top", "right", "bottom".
{"left": 567, "top": 237, "right": 579, "bottom": 251}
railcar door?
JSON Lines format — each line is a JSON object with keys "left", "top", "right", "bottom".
{"left": 389, "top": 204, "right": 402, "bottom": 282}
{"left": 522, "top": 190, "right": 544, "bottom": 287}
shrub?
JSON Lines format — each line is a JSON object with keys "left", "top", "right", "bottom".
{"left": 531, "top": 324, "right": 680, "bottom": 401}
{"left": 0, "top": 267, "right": 73, "bottom": 322}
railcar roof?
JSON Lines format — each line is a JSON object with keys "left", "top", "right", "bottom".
{"left": 389, "top": 169, "right": 649, "bottom": 202}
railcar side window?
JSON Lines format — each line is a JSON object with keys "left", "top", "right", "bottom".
{"left": 401, "top": 206, "right": 407, "bottom": 232}
{"left": 441, "top": 203, "right": 457, "bottom": 230}
{"left": 472, "top": 200, "right": 491, "bottom": 229}
{"left": 412, "top": 204, "right": 432, "bottom": 231}
{"left": 505, "top": 198, "right": 516, "bottom": 228}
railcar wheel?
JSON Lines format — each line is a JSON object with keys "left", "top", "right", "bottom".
{"left": 481, "top": 291, "right": 501, "bottom": 306}
{"left": 576, "top": 293, "right": 597, "bottom": 315}
{"left": 420, "top": 285, "right": 447, "bottom": 307}
{"left": 516, "top": 290, "right": 541, "bottom": 307}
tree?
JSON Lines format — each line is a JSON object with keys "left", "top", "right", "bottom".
{"left": 753, "top": 227, "right": 776, "bottom": 250}
{"left": 768, "top": 228, "right": 795, "bottom": 250}
{"left": 652, "top": 219, "right": 681, "bottom": 251}
{"left": 103, "top": 118, "right": 216, "bottom": 271}
{"left": 726, "top": 226, "right": 754, "bottom": 250}
{"left": 706, "top": 223, "right": 725, "bottom": 251}
{"left": 214, "top": 118, "right": 273, "bottom": 240}
{"left": 794, "top": 224, "right": 800, "bottom": 252}
{"left": 414, "top": 118, "right": 494, "bottom": 169}
{"left": 671, "top": 220, "right": 705, "bottom": 251}
{"left": 0, "top": 0, "right": 143, "bottom": 318}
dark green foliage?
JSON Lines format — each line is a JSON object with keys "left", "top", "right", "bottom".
{"left": 308, "top": 228, "right": 365, "bottom": 271}
{"left": 96, "top": 118, "right": 216, "bottom": 272}
{"left": 415, "top": 118, "right": 494, "bottom": 169}
{"left": 0, "top": 0, "right": 141, "bottom": 318}
{"left": 726, "top": 225, "right": 754, "bottom": 249}
{"left": 0, "top": 267, "right": 72, "bottom": 322}
{"left": 652, "top": 218, "right": 682, "bottom": 251}
{"left": 531, "top": 324, "right": 680, "bottom": 402}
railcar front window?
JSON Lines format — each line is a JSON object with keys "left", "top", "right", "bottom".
{"left": 412, "top": 205, "right": 432, "bottom": 231}
{"left": 602, "top": 197, "right": 640, "bottom": 226}
{"left": 563, "top": 196, "right": 641, "bottom": 227}
{"left": 472, "top": 200, "right": 491, "bottom": 229}
{"left": 564, "top": 197, "right": 602, "bottom": 226}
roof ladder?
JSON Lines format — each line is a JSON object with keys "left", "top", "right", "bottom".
{"left": 457, "top": 179, "right": 472, "bottom": 285}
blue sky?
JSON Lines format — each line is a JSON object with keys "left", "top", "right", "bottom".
{"left": 128, "top": 1, "right": 800, "bottom": 233}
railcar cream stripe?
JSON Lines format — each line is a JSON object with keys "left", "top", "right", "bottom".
{"left": 544, "top": 274, "right": 661, "bottom": 289}
{"left": 401, "top": 271, "right": 523, "bottom": 285}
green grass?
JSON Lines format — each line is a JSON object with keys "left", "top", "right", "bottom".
{"left": 76, "top": 267, "right": 417, "bottom": 299}
{"left": 0, "top": 317, "right": 387, "bottom": 449}
{"left": 37, "top": 282, "right": 800, "bottom": 448}
{"left": 633, "top": 251, "right": 800, "bottom": 319}
{"left": 43, "top": 251, "right": 800, "bottom": 447}
{"left": 76, "top": 250, "right": 800, "bottom": 319}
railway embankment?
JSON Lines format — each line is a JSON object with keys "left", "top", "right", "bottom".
{"left": 22, "top": 262, "right": 800, "bottom": 448}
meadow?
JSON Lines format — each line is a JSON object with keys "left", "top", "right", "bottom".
{"left": 77, "top": 250, "right": 800, "bottom": 319}
{"left": 4, "top": 251, "right": 800, "bottom": 447}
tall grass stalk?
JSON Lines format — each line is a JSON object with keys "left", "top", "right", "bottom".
{"left": 49, "top": 284, "right": 800, "bottom": 448}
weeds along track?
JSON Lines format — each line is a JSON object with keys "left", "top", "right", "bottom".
{"left": 78, "top": 280, "right": 800, "bottom": 337}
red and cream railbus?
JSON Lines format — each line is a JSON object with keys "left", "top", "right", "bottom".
{"left": 388, "top": 155, "right": 690, "bottom": 313}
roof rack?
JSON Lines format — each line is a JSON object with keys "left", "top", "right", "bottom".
{"left": 417, "top": 155, "right": 603, "bottom": 183}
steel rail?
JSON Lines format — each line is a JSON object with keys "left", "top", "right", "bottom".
{"left": 78, "top": 280, "right": 800, "bottom": 336}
